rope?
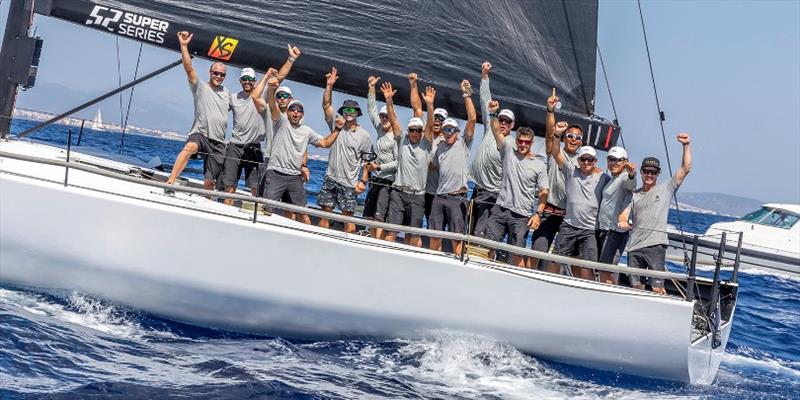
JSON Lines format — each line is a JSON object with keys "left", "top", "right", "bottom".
{"left": 637, "top": 0, "right": 689, "bottom": 265}
{"left": 119, "top": 43, "right": 144, "bottom": 154}
{"left": 597, "top": 45, "right": 625, "bottom": 148}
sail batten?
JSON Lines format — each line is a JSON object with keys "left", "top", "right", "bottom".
{"left": 38, "top": 0, "right": 620, "bottom": 149}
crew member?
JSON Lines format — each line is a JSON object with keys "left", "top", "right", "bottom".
{"left": 596, "top": 146, "right": 637, "bottom": 284}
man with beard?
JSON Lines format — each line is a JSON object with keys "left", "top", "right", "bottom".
{"left": 361, "top": 77, "right": 399, "bottom": 239}
{"left": 384, "top": 85, "right": 438, "bottom": 247}
{"left": 166, "top": 31, "right": 230, "bottom": 192}
{"left": 428, "top": 80, "right": 477, "bottom": 255}
{"left": 483, "top": 100, "right": 549, "bottom": 267}
{"left": 320, "top": 67, "right": 374, "bottom": 233}
{"left": 263, "top": 76, "right": 343, "bottom": 224}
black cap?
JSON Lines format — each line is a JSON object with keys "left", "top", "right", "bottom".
{"left": 641, "top": 157, "right": 661, "bottom": 170}
{"left": 338, "top": 99, "right": 363, "bottom": 117}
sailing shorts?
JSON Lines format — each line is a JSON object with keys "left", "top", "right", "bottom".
{"left": 484, "top": 205, "right": 530, "bottom": 248}
{"left": 317, "top": 176, "right": 357, "bottom": 213}
{"left": 221, "top": 142, "right": 264, "bottom": 191}
{"left": 424, "top": 192, "right": 435, "bottom": 219}
{"left": 470, "top": 186, "right": 498, "bottom": 236}
{"left": 530, "top": 205, "right": 565, "bottom": 269}
{"left": 386, "top": 189, "right": 425, "bottom": 229}
{"left": 553, "top": 223, "right": 598, "bottom": 261}
{"left": 598, "top": 229, "right": 630, "bottom": 265}
{"left": 429, "top": 193, "right": 468, "bottom": 234}
{"left": 187, "top": 133, "right": 225, "bottom": 183}
{"left": 362, "top": 177, "right": 394, "bottom": 221}
{"left": 263, "top": 169, "right": 306, "bottom": 207}
{"left": 627, "top": 244, "right": 667, "bottom": 289}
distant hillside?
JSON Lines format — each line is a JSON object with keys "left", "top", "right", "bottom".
{"left": 677, "top": 192, "right": 763, "bottom": 217}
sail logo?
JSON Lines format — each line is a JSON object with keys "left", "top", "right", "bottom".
{"left": 84, "top": 6, "right": 169, "bottom": 44}
{"left": 207, "top": 36, "right": 239, "bottom": 61}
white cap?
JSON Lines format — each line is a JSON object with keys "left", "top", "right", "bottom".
{"left": 407, "top": 117, "right": 425, "bottom": 129}
{"left": 240, "top": 67, "right": 256, "bottom": 79}
{"left": 276, "top": 86, "right": 293, "bottom": 97}
{"left": 607, "top": 146, "right": 628, "bottom": 160}
{"left": 498, "top": 109, "right": 515, "bottom": 121}
{"left": 287, "top": 99, "right": 304, "bottom": 110}
{"left": 442, "top": 118, "right": 459, "bottom": 129}
{"left": 379, "top": 105, "right": 388, "bottom": 115}
{"left": 576, "top": 146, "right": 597, "bottom": 159}
{"left": 433, "top": 108, "right": 448, "bottom": 118}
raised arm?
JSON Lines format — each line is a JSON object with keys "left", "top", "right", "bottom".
{"left": 480, "top": 62, "right": 492, "bottom": 127}
{"left": 422, "top": 86, "right": 437, "bottom": 143}
{"left": 316, "top": 116, "right": 345, "bottom": 148}
{"left": 381, "top": 82, "right": 402, "bottom": 138}
{"left": 177, "top": 31, "right": 197, "bottom": 85}
{"left": 253, "top": 68, "right": 278, "bottom": 114}
{"left": 276, "top": 44, "right": 301, "bottom": 82}
{"left": 266, "top": 77, "right": 281, "bottom": 122}
{"left": 674, "top": 133, "right": 692, "bottom": 186}
{"left": 545, "top": 88, "right": 559, "bottom": 155}
{"left": 488, "top": 100, "right": 504, "bottom": 149}
{"left": 408, "top": 73, "right": 423, "bottom": 118}
{"left": 462, "top": 80, "right": 477, "bottom": 143}
{"left": 551, "top": 121, "right": 569, "bottom": 168}
{"left": 367, "top": 76, "right": 382, "bottom": 129}
{"left": 322, "top": 67, "right": 338, "bottom": 124}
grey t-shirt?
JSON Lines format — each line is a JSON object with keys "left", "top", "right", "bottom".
{"left": 598, "top": 172, "right": 637, "bottom": 231}
{"left": 496, "top": 136, "right": 549, "bottom": 217}
{"left": 188, "top": 80, "right": 230, "bottom": 143}
{"left": 470, "top": 78, "right": 504, "bottom": 193}
{"left": 547, "top": 147, "right": 579, "bottom": 209}
{"left": 626, "top": 175, "right": 680, "bottom": 252}
{"left": 374, "top": 132, "right": 398, "bottom": 181}
{"left": 393, "top": 131, "right": 433, "bottom": 195}
{"left": 230, "top": 91, "right": 265, "bottom": 145}
{"left": 425, "top": 134, "right": 445, "bottom": 195}
{"left": 432, "top": 136, "right": 473, "bottom": 194}
{"left": 267, "top": 113, "right": 322, "bottom": 175}
{"left": 260, "top": 90, "right": 276, "bottom": 157}
{"left": 562, "top": 161, "right": 610, "bottom": 230}
{"left": 326, "top": 125, "right": 373, "bottom": 188}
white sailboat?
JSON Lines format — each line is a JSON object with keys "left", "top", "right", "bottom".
{"left": 91, "top": 108, "right": 103, "bottom": 131}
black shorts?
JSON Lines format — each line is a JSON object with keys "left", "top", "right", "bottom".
{"left": 484, "top": 205, "right": 530, "bottom": 248}
{"left": 221, "top": 142, "right": 264, "bottom": 190}
{"left": 363, "top": 177, "right": 394, "bottom": 221}
{"left": 553, "top": 223, "right": 598, "bottom": 261}
{"left": 627, "top": 244, "right": 667, "bottom": 289}
{"left": 424, "top": 192, "right": 435, "bottom": 220}
{"left": 187, "top": 133, "right": 226, "bottom": 183}
{"left": 429, "top": 194, "right": 468, "bottom": 234}
{"left": 529, "top": 210, "right": 564, "bottom": 270}
{"left": 263, "top": 169, "right": 306, "bottom": 207}
{"left": 598, "top": 229, "right": 629, "bottom": 265}
{"left": 317, "top": 176, "right": 358, "bottom": 213}
{"left": 470, "top": 186, "right": 498, "bottom": 236}
{"left": 386, "top": 189, "right": 425, "bottom": 229}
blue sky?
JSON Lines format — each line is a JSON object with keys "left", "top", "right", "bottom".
{"left": 2, "top": 0, "right": 798, "bottom": 203}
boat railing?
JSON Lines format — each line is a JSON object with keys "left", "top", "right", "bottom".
{"left": 0, "top": 145, "right": 742, "bottom": 303}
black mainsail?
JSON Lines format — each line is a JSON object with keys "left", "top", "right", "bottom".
{"left": 34, "top": 0, "right": 620, "bottom": 149}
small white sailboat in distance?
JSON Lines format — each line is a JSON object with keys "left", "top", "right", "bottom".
{"left": 91, "top": 108, "right": 103, "bottom": 131}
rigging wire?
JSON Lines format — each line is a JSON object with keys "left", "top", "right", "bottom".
{"left": 115, "top": 37, "right": 124, "bottom": 130}
{"left": 119, "top": 42, "right": 144, "bottom": 154}
{"left": 597, "top": 45, "right": 625, "bottom": 148}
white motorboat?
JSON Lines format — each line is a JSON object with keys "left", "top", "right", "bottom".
{"left": 1, "top": 138, "right": 739, "bottom": 384}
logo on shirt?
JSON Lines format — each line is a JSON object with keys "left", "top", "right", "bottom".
{"left": 85, "top": 6, "right": 169, "bottom": 44}
{"left": 207, "top": 36, "right": 239, "bottom": 61}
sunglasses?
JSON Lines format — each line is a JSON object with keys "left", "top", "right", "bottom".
{"left": 579, "top": 157, "right": 596, "bottom": 163}
{"left": 276, "top": 92, "right": 291, "bottom": 100}
{"left": 607, "top": 157, "right": 625, "bottom": 163}
{"left": 642, "top": 169, "right": 660, "bottom": 176}
{"left": 341, "top": 107, "right": 358, "bottom": 114}
{"left": 516, "top": 139, "right": 532, "bottom": 146}
{"left": 443, "top": 127, "right": 458, "bottom": 134}
{"left": 240, "top": 76, "right": 256, "bottom": 82}
{"left": 287, "top": 106, "right": 304, "bottom": 113}
{"left": 498, "top": 117, "right": 513, "bottom": 124}
{"left": 434, "top": 115, "right": 446, "bottom": 122}
{"left": 408, "top": 127, "right": 423, "bottom": 133}
{"left": 379, "top": 113, "right": 389, "bottom": 119}
{"left": 565, "top": 133, "right": 582, "bottom": 141}
{"left": 211, "top": 71, "right": 226, "bottom": 78}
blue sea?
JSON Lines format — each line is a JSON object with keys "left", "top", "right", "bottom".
{"left": 1, "top": 120, "right": 798, "bottom": 399}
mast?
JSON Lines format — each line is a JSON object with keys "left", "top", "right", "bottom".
{"left": 0, "top": 0, "right": 39, "bottom": 138}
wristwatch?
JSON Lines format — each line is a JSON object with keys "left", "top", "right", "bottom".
{"left": 535, "top": 211, "right": 543, "bottom": 217}
{"left": 489, "top": 112, "right": 498, "bottom": 119}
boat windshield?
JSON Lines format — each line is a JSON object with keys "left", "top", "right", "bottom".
{"left": 741, "top": 207, "right": 799, "bottom": 229}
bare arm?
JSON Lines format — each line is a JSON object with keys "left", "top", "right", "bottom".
{"left": 487, "top": 100, "right": 504, "bottom": 149}
{"left": 545, "top": 88, "right": 559, "bottom": 155}
{"left": 316, "top": 117, "right": 344, "bottom": 148}
{"left": 177, "top": 32, "right": 197, "bottom": 85}
{"left": 462, "top": 80, "right": 477, "bottom": 143}
{"left": 266, "top": 77, "right": 280, "bottom": 122}
{"left": 381, "top": 82, "right": 402, "bottom": 138}
{"left": 422, "top": 86, "right": 436, "bottom": 143}
{"left": 618, "top": 206, "right": 632, "bottom": 231}
{"left": 674, "top": 133, "right": 692, "bottom": 186}
{"left": 528, "top": 189, "right": 549, "bottom": 229}
{"left": 551, "top": 121, "right": 569, "bottom": 168}
{"left": 276, "top": 44, "right": 301, "bottom": 82}
{"left": 408, "top": 73, "right": 422, "bottom": 118}
{"left": 253, "top": 68, "right": 277, "bottom": 114}
{"left": 322, "top": 67, "right": 338, "bottom": 124}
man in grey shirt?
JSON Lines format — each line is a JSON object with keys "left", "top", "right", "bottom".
{"left": 551, "top": 145, "right": 610, "bottom": 280}
{"left": 619, "top": 133, "right": 692, "bottom": 294}
{"left": 384, "top": 85, "right": 437, "bottom": 247}
{"left": 320, "top": 68, "right": 374, "bottom": 233}
{"left": 263, "top": 77, "right": 342, "bottom": 224}
{"left": 361, "top": 77, "right": 399, "bottom": 239}
{"left": 166, "top": 31, "right": 230, "bottom": 192}
{"left": 429, "top": 79, "right": 477, "bottom": 255}
{"left": 484, "top": 101, "right": 549, "bottom": 268}
{"left": 596, "top": 146, "right": 637, "bottom": 284}
{"left": 470, "top": 61, "right": 517, "bottom": 236}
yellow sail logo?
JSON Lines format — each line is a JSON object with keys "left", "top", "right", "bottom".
{"left": 207, "top": 36, "right": 238, "bottom": 61}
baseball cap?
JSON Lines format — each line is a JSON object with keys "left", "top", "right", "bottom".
{"left": 576, "top": 146, "right": 597, "bottom": 159}
{"left": 433, "top": 108, "right": 448, "bottom": 119}
{"left": 276, "top": 86, "right": 293, "bottom": 97}
{"left": 407, "top": 117, "right": 425, "bottom": 129}
{"left": 641, "top": 157, "right": 661, "bottom": 171}
{"left": 607, "top": 146, "right": 628, "bottom": 160}
{"left": 379, "top": 105, "right": 388, "bottom": 115}
{"left": 498, "top": 109, "right": 515, "bottom": 122}
{"left": 240, "top": 67, "right": 256, "bottom": 80}
{"left": 286, "top": 99, "right": 304, "bottom": 110}
{"left": 442, "top": 118, "right": 459, "bottom": 129}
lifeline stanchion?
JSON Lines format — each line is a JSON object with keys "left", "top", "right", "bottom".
{"left": 64, "top": 129, "right": 73, "bottom": 187}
